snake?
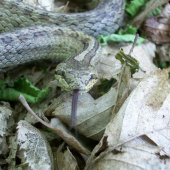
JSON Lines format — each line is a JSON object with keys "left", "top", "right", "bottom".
{"left": 0, "top": 0, "right": 124, "bottom": 128}
{"left": 0, "top": 0, "right": 125, "bottom": 92}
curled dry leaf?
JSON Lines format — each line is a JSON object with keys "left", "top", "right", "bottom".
{"left": 91, "top": 137, "right": 170, "bottom": 170}
{"left": 55, "top": 142, "right": 79, "bottom": 170}
{"left": 86, "top": 67, "right": 170, "bottom": 167}
{"left": 142, "top": 3, "right": 170, "bottom": 44}
{"left": 46, "top": 88, "right": 117, "bottom": 141}
{"left": 17, "top": 120, "right": 54, "bottom": 170}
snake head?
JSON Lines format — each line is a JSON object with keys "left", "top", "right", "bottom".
{"left": 54, "top": 60, "right": 98, "bottom": 92}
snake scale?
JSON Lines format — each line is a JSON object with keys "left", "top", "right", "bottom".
{"left": 0, "top": 0, "right": 124, "bottom": 92}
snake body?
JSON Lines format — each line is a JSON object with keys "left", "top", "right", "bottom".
{"left": 0, "top": 0, "right": 125, "bottom": 91}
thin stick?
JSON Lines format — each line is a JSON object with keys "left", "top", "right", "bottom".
{"left": 128, "top": 34, "right": 139, "bottom": 56}
{"left": 18, "top": 94, "right": 53, "bottom": 129}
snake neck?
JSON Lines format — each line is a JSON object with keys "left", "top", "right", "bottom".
{"left": 0, "top": 0, "right": 125, "bottom": 38}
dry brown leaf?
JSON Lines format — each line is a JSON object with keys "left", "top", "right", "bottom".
{"left": 55, "top": 142, "right": 79, "bottom": 170}
{"left": 46, "top": 88, "right": 117, "bottom": 141}
{"left": 142, "top": 3, "right": 170, "bottom": 44}
{"left": 19, "top": 94, "right": 91, "bottom": 155}
{"left": 91, "top": 137, "right": 170, "bottom": 170}
{"left": 156, "top": 43, "right": 170, "bottom": 62}
{"left": 86, "top": 67, "right": 170, "bottom": 167}
{"left": 49, "top": 118, "right": 91, "bottom": 155}
{"left": 106, "top": 67, "right": 170, "bottom": 154}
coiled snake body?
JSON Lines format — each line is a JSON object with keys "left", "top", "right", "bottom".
{"left": 0, "top": 0, "right": 125, "bottom": 91}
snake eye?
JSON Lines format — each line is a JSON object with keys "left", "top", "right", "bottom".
{"left": 89, "top": 74, "right": 97, "bottom": 79}
{"left": 55, "top": 70, "right": 66, "bottom": 76}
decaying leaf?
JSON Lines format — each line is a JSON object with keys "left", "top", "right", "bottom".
{"left": 19, "top": 94, "right": 91, "bottom": 155}
{"left": 0, "top": 136, "right": 9, "bottom": 156}
{"left": 86, "top": 67, "right": 170, "bottom": 167}
{"left": 17, "top": 120, "right": 54, "bottom": 170}
{"left": 156, "top": 43, "right": 170, "bottom": 63}
{"left": 49, "top": 118, "right": 91, "bottom": 155}
{"left": 142, "top": 3, "right": 170, "bottom": 44}
{"left": 0, "top": 103, "right": 12, "bottom": 137}
{"left": 91, "top": 137, "right": 170, "bottom": 170}
{"left": 55, "top": 142, "right": 79, "bottom": 170}
{"left": 5, "top": 135, "right": 18, "bottom": 170}
{"left": 46, "top": 88, "right": 117, "bottom": 141}
{"left": 106, "top": 67, "right": 170, "bottom": 154}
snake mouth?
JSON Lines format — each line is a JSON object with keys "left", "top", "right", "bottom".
{"left": 55, "top": 74, "right": 70, "bottom": 91}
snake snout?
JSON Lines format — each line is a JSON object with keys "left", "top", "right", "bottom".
{"left": 55, "top": 62, "right": 98, "bottom": 92}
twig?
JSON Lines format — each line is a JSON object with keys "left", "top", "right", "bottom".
{"left": 18, "top": 94, "right": 57, "bottom": 131}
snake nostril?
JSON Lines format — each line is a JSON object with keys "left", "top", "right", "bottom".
{"left": 55, "top": 70, "right": 66, "bottom": 77}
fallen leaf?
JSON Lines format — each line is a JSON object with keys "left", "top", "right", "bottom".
{"left": 0, "top": 104, "right": 12, "bottom": 136}
{"left": 106, "top": 67, "right": 170, "bottom": 154}
{"left": 0, "top": 78, "right": 52, "bottom": 103}
{"left": 49, "top": 118, "right": 91, "bottom": 155}
{"left": 19, "top": 94, "right": 91, "bottom": 155}
{"left": 55, "top": 142, "right": 79, "bottom": 170}
{"left": 141, "top": 3, "right": 170, "bottom": 44}
{"left": 17, "top": 120, "right": 54, "bottom": 170}
{"left": 5, "top": 135, "right": 17, "bottom": 170}
{"left": 156, "top": 43, "right": 170, "bottom": 62}
{"left": 46, "top": 88, "right": 117, "bottom": 141}
{"left": 90, "top": 137, "right": 170, "bottom": 170}
{"left": 126, "top": 0, "right": 148, "bottom": 17}
{"left": 86, "top": 67, "right": 170, "bottom": 166}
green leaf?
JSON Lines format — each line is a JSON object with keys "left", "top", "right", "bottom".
{"left": 115, "top": 49, "right": 139, "bottom": 74}
{"left": 98, "top": 34, "right": 145, "bottom": 46}
{"left": 98, "top": 24, "right": 145, "bottom": 46}
{"left": 116, "top": 24, "right": 137, "bottom": 35}
{"left": 0, "top": 78, "right": 52, "bottom": 103}
{"left": 126, "top": 0, "right": 148, "bottom": 17}
{"left": 147, "top": 7, "right": 162, "bottom": 17}
{"left": 98, "top": 78, "right": 117, "bottom": 95}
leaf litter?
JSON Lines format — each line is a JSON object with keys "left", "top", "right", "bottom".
{"left": 85, "top": 67, "right": 170, "bottom": 169}
{"left": 1, "top": 0, "right": 170, "bottom": 169}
